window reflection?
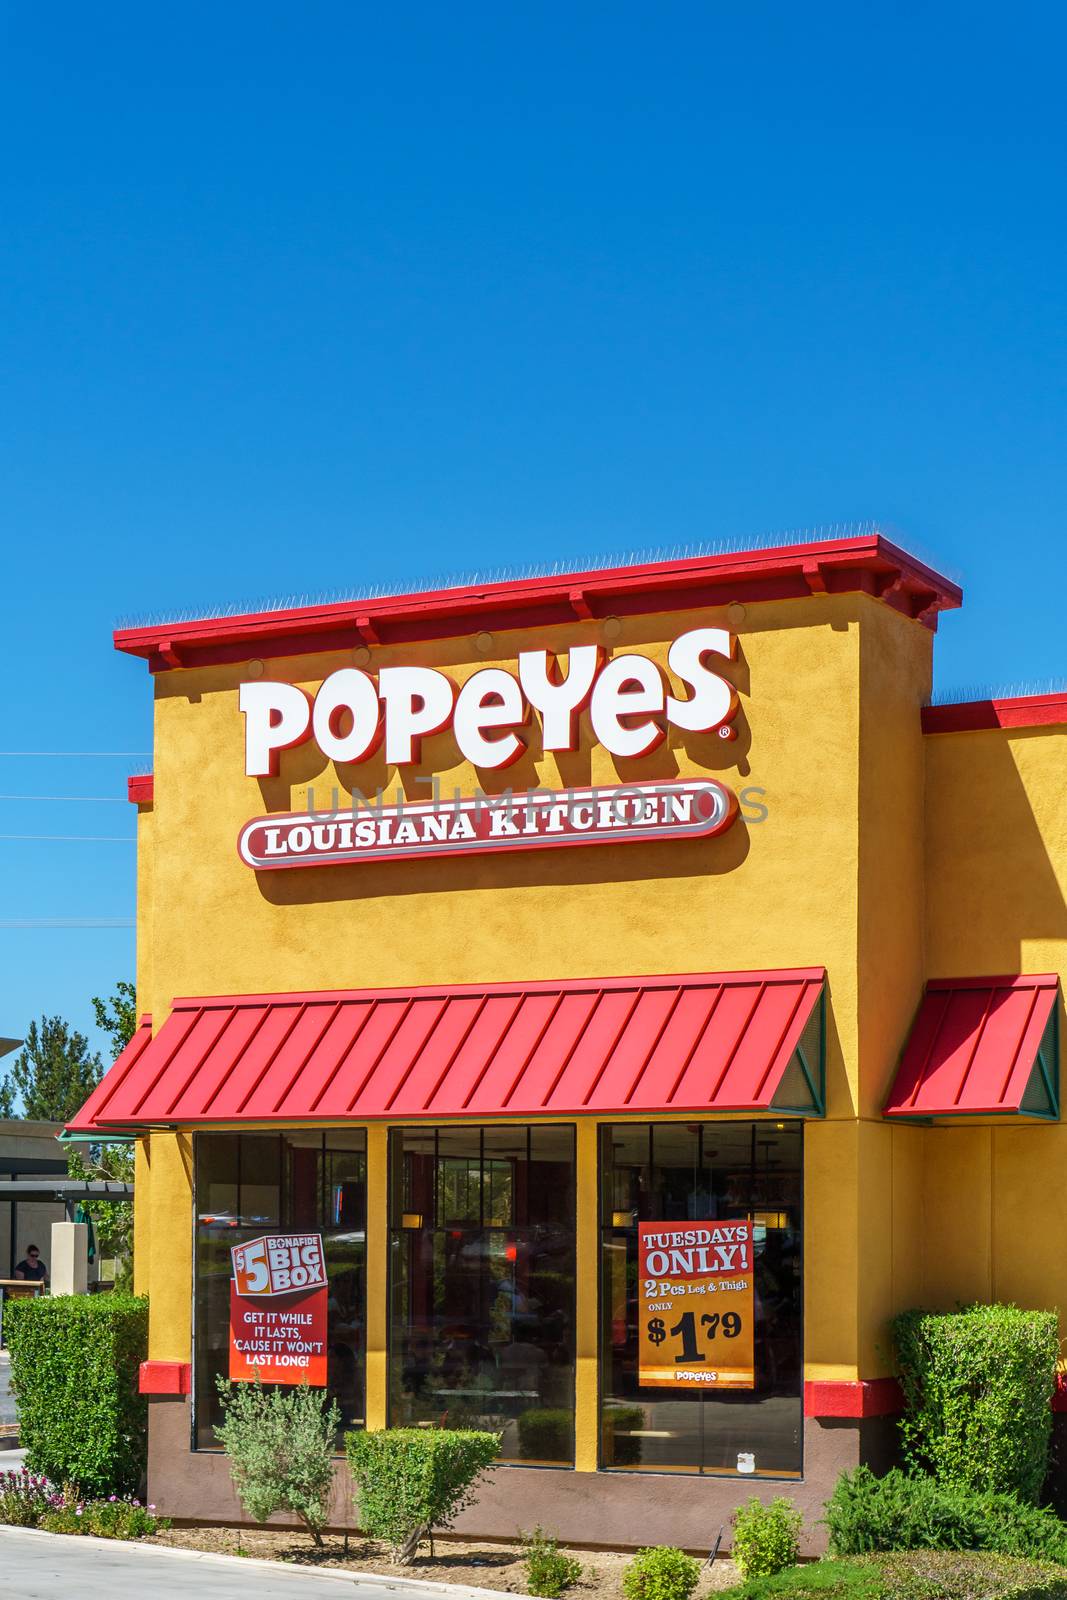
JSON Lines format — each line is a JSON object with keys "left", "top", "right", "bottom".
{"left": 599, "top": 1121, "right": 802, "bottom": 1477}
{"left": 194, "top": 1130, "right": 366, "bottom": 1448}
{"left": 389, "top": 1126, "right": 576, "bottom": 1466}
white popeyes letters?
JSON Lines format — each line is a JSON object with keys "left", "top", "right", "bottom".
{"left": 239, "top": 627, "right": 737, "bottom": 777}
{"left": 517, "top": 645, "right": 601, "bottom": 751}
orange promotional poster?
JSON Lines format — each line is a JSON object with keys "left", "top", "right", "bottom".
{"left": 228, "top": 1232, "right": 328, "bottom": 1385}
{"left": 637, "top": 1220, "right": 755, "bottom": 1389}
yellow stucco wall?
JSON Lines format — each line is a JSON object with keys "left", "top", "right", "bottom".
{"left": 921, "top": 724, "right": 1066, "bottom": 1331}
{"left": 130, "top": 589, "right": 1065, "bottom": 1426}
{"left": 141, "top": 598, "right": 868, "bottom": 1019}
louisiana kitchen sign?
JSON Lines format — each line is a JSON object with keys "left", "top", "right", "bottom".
{"left": 238, "top": 779, "right": 737, "bottom": 869}
{"left": 237, "top": 629, "right": 742, "bottom": 869}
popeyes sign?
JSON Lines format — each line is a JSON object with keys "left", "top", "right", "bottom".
{"left": 237, "top": 629, "right": 741, "bottom": 869}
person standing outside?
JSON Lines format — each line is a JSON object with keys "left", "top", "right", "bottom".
{"left": 13, "top": 1245, "right": 46, "bottom": 1285}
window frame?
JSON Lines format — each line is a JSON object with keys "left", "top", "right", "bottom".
{"left": 595, "top": 1118, "right": 805, "bottom": 1479}
{"left": 190, "top": 1128, "right": 368, "bottom": 1454}
{"left": 385, "top": 1121, "right": 578, "bottom": 1468}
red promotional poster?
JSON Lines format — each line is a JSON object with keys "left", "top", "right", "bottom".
{"left": 228, "top": 1232, "right": 328, "bottom": 1385}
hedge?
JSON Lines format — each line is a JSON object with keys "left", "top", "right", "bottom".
{"left": 893, "top": 1305, "right": 1058, "bottom": 1502}
{"left": 722, "top": 1551, "right": 1067, "bottom": 1600}
{"left": 345, "top": 1427, "right": 499, "bottom": 1561}
{"left": 3, "top": 1294, "right": 148, "bottom": 1496}
{"left": 824, "top": 1467, "right": 1067, "bottom": 1566}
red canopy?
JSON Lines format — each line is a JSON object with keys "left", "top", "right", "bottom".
{"left": 884, "top": 975, "right": 1060, "bottom": 1119}
{"left": 66, "top": 968, "right": 825, "bottom": 1132}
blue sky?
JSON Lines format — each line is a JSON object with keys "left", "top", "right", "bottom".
{"left": 1, "top": 3, "right": 1064, "bottom": 1065}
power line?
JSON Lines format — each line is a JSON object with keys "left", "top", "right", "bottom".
{"left": 0, "top": 753, "right": 150, "bottom": 761}
{"left": 0, "top": 918, "right": 134, "bottom": 928}
{"left": 0, "top": 834, "right": 134, "bottom": 843}
{"left": 0, "top": 795, "right": 127, "bottom": 803}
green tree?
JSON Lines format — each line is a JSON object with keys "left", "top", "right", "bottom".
{"left": 92, "top": 979, "right": 137, "bottom": 1055}
{"left": 68, "top": 980, "right": 138, "bottom": 1288}
{"left": 0, "top": 1015, "right": 102, "bottom": 1121}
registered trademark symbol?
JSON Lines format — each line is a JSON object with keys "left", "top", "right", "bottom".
{"left": 718, "top": 725, "right": 737, "bottom": 740}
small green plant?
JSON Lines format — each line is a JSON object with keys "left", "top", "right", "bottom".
{"left": 3, "top": 1293, "right": 148, "bottom": 1496}
{"left": 0, "top": 1469, "right": 64, "bottom": 1526}
{"left": 732, "top": 1497, "right": 803, "bottom": 1579}
{"left": 345, "top": 1427, "right": 500, "bottom": 1563}
{"left": 522, "top": 1527, "right": 583, "bottom": 1597}
{"left": 823, "top": 1467, "right": 1067, "bottom": 1565}
{"left": 38, "top": 1493, "right": 166, "bottom": 1539}
{"left": 215, "top": 1377, "right": 340, "bottom": 1547}
{"left": 622, "top": 1544, "right": 701, "bottom": 1600}
{"left": 893, "top": 1305, "right": 1059, "bottom": 1502}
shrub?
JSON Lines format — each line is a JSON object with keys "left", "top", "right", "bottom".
{"left": 721, "top": 1551, "right": 1067, "bottom": 1599}
{"left": 3, "top": 1293, "right": 147, "bottom": 1496}
{"left": 215, "top": 1377, "right": 340, "bottom": 1546}
{"left": 719, "top": 1558, "right": 887, "bottom": 1598}
{"left": 864, "top": 1550, "right": 1067, "bottom": 1599}
{"left": 522, "top": 1526, "right": 583, "bottom": 1597}
{"left": 345, "top": 1427, "right": 500, "bottom": 1563}
{"left": 824, "top": 1467, "right": 1067, "bottom": 1565}
{"left": 893, "top": 1305, "right": 1059, "bottom": 1502}
{"left": 733, "top": 1497, "right": 803, "bottom": 1579}
{"left": 0, "top": 1469, "right": 64, "bottom": 1527}
{"left": 38, "top": 1494, "right": 166, "bottom": 1540}
{"left": 622, "top": 1544, "right": 702, "bottom": 1600}
{"left": 518, "top": 1409, "right": 575, "bottom": 1462}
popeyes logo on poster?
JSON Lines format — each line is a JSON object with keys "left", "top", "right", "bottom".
{"left": 236, "top": 630, "right": 742, "bottom": 869}
{"left": 638, "top": 1221, "right": 755, "bottom": 1390}
{"left": 229, "top": 1233, "right": 328, "bottom": 1385}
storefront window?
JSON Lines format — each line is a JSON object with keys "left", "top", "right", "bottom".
{"left": 389, "top": 1125, "right": 576, "bottom": 1466}
{"left": 194, "top": 1129, "right": 366, "bottom": 1447}
{"left": 599, "top": 1121, "right": 802, "bottom": 1476}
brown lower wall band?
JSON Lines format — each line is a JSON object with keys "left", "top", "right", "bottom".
{"left": 147, "top": 1398, "right": 898, "bottom": 1555}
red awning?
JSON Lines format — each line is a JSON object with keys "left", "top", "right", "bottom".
{"left": 66, "top": 969, "right": 825, "bottom": 1132}
{"left": 884, "top": 975, "right": 1060, "bottom": 1119}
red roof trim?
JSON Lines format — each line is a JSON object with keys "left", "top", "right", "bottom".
{"left": 922, "top": 693, "right": 1067, "bottom": 734}
{"left": 127, "top": 774, "right": 154, "bottom": 805}
{"left": 65, "top": 969, "right": 825, "bottom": 1132}
{"left": 114, "top": 535, "right": 962, "bottom": 672}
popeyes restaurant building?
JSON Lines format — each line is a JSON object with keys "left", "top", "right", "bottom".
{"left": 67, "top": 533, "right": 1066, "bottom": 1547}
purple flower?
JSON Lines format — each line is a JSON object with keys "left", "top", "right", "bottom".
{"left": 109, "top": 1495, "right": 117, "bottom": 1502}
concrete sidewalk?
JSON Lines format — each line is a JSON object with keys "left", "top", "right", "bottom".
{"left": 0, "top": 1527, "right": 509, "bottom": 1599}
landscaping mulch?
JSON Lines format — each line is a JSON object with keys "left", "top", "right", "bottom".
{"left": 148, "top": 1527, "right": 742, "bottom": 1597}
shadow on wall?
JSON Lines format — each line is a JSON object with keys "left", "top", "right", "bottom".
{"left": 926, "top": 726, "right": 1067, "bottom": 975}
{"left": 253, "top": 820, "right": 754, "bottom": 910}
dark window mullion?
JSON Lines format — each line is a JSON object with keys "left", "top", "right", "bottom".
{"left": 433, "top": 1128, "right": 439, "bottom": 1232}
